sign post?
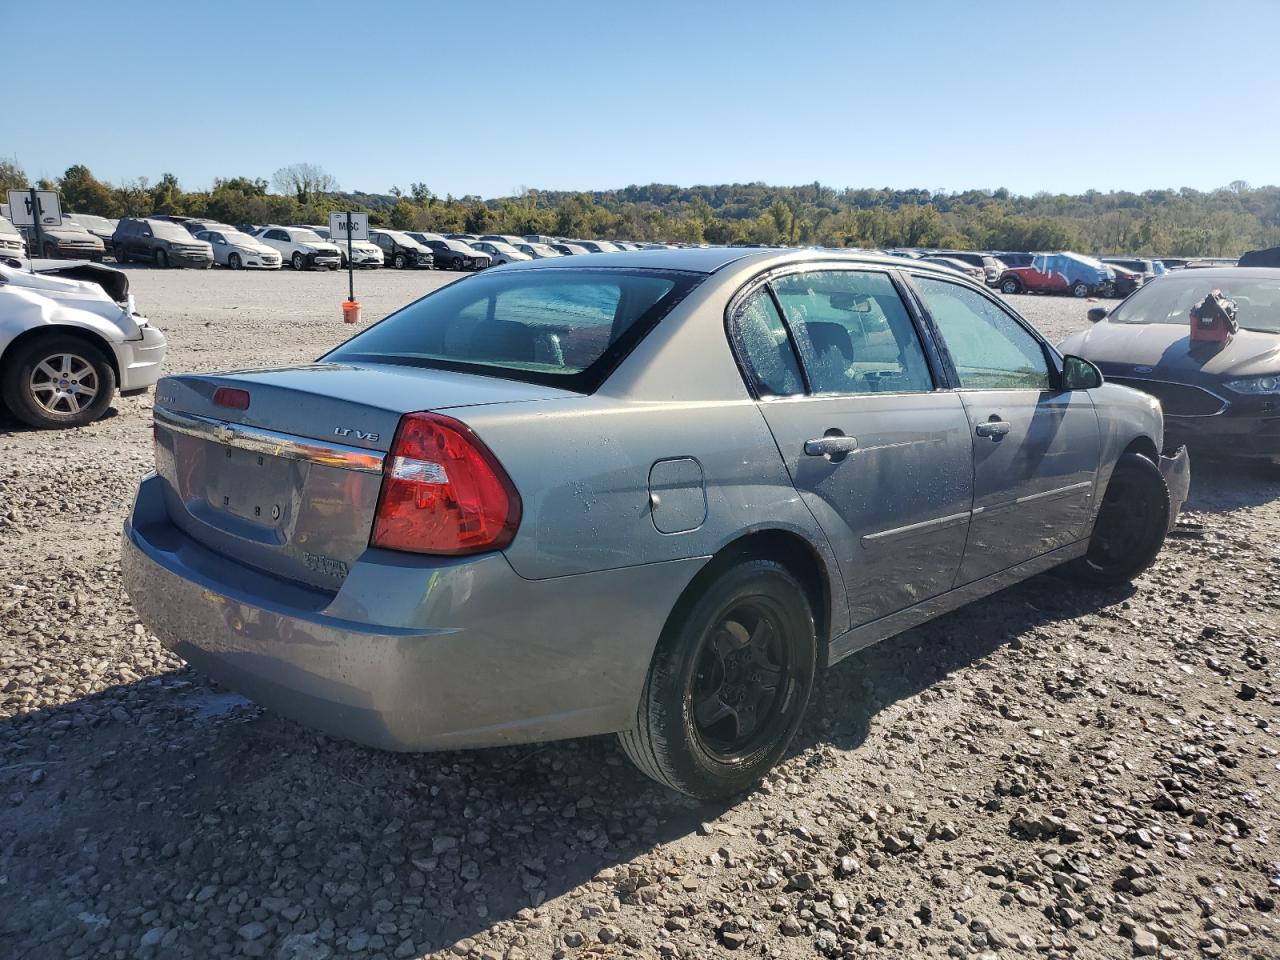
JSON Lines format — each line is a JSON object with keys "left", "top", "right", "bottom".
{"left": 8, "top": 188, "right": 63, "bottom": 272}
{"left": 329, "top": 211, "right": 368, "bottom": 324}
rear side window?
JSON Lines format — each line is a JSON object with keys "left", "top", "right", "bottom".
{"left": 772, "top": 270, "right": 934, "bottom": 395}
{"left": 912, "top": 275, "right": 1051, "bottom": 390}
{"left": 730, "top": 291, "right": 804, "bottom": 397}
{"left": 326, "top": 268, "right": 700, "bottom": 392}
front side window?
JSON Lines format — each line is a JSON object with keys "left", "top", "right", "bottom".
{"left": 730, "top": 290, "right": 804, "bottom": 398}
{"left": 326, "top": 268, "right": 700, "bottom": 391}
{"left": 772, "top": 270, "right": 934, "bottom": 395}
{"left": 912, "top": 276, "right": 1051, "bottom": 390}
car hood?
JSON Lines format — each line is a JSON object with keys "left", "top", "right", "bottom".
{"left": 39, "top": 227, "right": 102, "bottom": 243}
{"left": 0, "top": 272, "right": 142, "bottom": 338}
{"left": 1061, "top": 321, "right": 1280, "bottom": 379}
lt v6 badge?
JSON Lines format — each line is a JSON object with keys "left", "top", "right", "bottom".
{"left": 334, "top": 427, "right": 379, "bottom": 443}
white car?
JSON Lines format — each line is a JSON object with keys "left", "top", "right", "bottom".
{"left": 255, "top": 226, "right": 342, "bottom": 271}
{"left": 196, "top": 228, "right": 282, "bottom": 270}
{"left": 0, "top": 261, "right": 166, "bottom": 428}
{"left": 514, "top": 242, "right": 563, "bottom": 260}
{"left": 308, "top": 226, "right": 383, "bottom": 269}
{"left": 469, "top": 240, "right": 531, "bottom": 266}
{"left": 0, "top": 216, "right": 26, "bottom": 261}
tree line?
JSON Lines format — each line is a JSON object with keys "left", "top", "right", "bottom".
{"left": 3, "top": 159, "right": 1277, "bottom": 257}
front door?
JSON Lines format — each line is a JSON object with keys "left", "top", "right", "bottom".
{"left": 909, "top": 274, "right": 1101, "bottom": 585}
{"left": 729, "top": 268, "right": 975, "bottom": 627}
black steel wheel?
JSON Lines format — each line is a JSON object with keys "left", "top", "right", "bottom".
{"left": 619, "top": 558, "right": 816, "bottom": 799}
{"left": 155, "top": 248, "right": 168, "bottom": 269}
{"left": 1064, "top": 452, "right": 1170, "bottom": 586}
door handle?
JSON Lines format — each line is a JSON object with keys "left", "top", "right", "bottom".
{"left": 975, "top": 418, "right": 1012, "bottom": 440}
{"left": 804, "top": 434, "right": 859, "bottom": 458}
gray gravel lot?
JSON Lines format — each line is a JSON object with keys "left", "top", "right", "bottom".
{"left": 1, "top": 267, "right": 1277, "bottom": 960}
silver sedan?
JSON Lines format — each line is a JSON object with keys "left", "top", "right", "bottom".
{"left": 122, "top": 248, "right": 1188, "bottom": 798}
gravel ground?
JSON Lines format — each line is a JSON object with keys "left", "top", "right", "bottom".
{"left": 1, "top": 268, "right": 1277, "bottom": 960}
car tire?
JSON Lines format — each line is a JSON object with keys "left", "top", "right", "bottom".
{"left": 155, "top": 249, "right": 169, "bottom": 269}
{"left": 1000, "top": 277, "right": 1022, "bottom": 294}
{"left": 618, "top": 558, "right": 817, "bottom": 800}
{"left": 449, "top": 257, "right": 462, "bottom": 270}
{"left": 115, "top": 249, "right": 129, "bottom": 264}
{"left": 394, "top": 253, "right": 407, "bottom": 269}
{"left": 1063, "top": 452, "right": 1170, "bottom": 587}
{"left": 1, "top": 334, "right": 117, "bottom": 429}
{"left": 228, "top": 253, "right": 242, "bottom": 270}
{"left": 43, "top": 242, "right": 57, "bottom": 259}
{"left": 1072, "top": 282, "right": 1090, "bottom": 298}
{"left": 291, "top": 252, "right": 304, "bottom": 271}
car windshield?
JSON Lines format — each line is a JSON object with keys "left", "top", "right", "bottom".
{"left": 71, "top": 214, "right": 111, "bottom": 231}
{"left": 325, "top": 268, "right": 700, "bottom": 391}
{"left": 1108, "top": 274, "right": 1280, "bottom": 333}
{"left": 149, "top": 221, "right": 191, "bottom": 241}
{"left": 290, "top": 229, "right": 325, "bottom": 243}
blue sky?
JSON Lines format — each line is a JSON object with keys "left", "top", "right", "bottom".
{"left": 8, "top": 1, "right": 1279, "bottom": 198}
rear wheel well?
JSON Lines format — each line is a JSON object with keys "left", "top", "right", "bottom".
{"left": 1, "top": 326, "right": 121, "bottom": 384}
{"left": 667, "top": 530, "right": 833, "bottom": 668}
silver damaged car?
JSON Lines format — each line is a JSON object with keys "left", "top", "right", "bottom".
{"left": 122, "top": 249, "right": 1189, "bottom": 798}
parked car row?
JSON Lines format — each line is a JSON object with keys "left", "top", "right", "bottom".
{"left": 890, "top": 247, "right": 1219, "bottom": 299}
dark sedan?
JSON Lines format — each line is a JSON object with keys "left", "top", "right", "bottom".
{"left": 1060, "top": 268, "right": 1280, "bottom": 460}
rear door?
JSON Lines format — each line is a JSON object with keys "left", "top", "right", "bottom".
{"left": 730, "top": 267, "right": 974, "bottom": 627}
{"left": 908, "top": 274, "right": 1100, "bottom": 584}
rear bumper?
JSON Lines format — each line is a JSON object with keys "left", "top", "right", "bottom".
{"left": 116, "top": 325, "right": 168, "bottom": 392}
{"left": 1158, "top": 446, "right": 1191, "bottom": 530}
{"left": 121, "top": 474, "right": 703, "bottom": 751}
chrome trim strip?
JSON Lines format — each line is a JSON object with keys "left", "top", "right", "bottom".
{"left": 154, "top": 408, "right": 385, "bottom": 475}
{"left": 861, "top": 510, "right": 971, "bottom": 546}
{"left": 972, "top": 479, "right": 1093, "bottom": 517}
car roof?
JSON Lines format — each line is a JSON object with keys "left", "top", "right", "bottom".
{"left": 1155, "top": 266, "right": 1280, "bottom": 281}
{"left": 497, "top": 245, "right": 970, "bottom": 277}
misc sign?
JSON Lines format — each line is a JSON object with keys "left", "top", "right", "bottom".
{"left": 328, "top": 211, "right": 368, "bottom": 242}
{"left": 7, "top": 189, "right": 63, "bottom": 227}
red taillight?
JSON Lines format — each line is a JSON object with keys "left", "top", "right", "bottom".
{"left": 213, "top": 387, "right": 250, "bottom": 410}
{"left": 371, "top": 412, "right": 521, "bottom": 555}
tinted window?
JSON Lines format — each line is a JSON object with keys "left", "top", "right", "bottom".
{"left": 913, "top": 276, "right": 1051, "bottom": 390}
{"left": 326, "top": 269, "right": 699, "bottom": 391}
{"left": 772, "top": 270, "right": 934, "bottom": 395}
{"left": 731, "top": 290, "right": 804, "bottom": 398}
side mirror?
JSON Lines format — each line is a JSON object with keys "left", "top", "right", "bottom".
{"left": 1087, "top": 307, "right": 1108, "bottom": 323}
{"left": 1062, "top": 354, "right": 1103, "bottom": 390}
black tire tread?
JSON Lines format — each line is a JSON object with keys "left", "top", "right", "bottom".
{"left": 617, "top": 559, "right": 815, "bottom": 799}
{"left": 1065, "top": 452, "right": 1170, "bottom": 586}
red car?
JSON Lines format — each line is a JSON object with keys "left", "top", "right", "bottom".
{"left": 998, "top": 253, "right": 1114, "bottom": 298}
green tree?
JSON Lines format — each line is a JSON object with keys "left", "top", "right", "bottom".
{"left": 59, "top": 165, "right": 119, "bottom": 216}
{"left": 0, "top": 158, "right": 29, "bottom": 195}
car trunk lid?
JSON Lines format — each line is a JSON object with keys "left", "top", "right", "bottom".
{"left": 152, "top": 362, "right": 574, "bottom": 590}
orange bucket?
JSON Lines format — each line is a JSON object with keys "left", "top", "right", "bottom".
{"left": 342, "top": 300, "right": 361, "bottom": 325}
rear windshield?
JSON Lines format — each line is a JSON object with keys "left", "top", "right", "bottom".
{"left": 1109, "top": 274, "right": 1280, "bottom": 333}
{"left": 325, "top": 268, "right": 701, "bottom": 391}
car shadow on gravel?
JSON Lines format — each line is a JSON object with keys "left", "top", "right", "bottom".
{"left": 0, "top": 405, "right": 120, "bottom": 434}
{"left": 0, "top": 570, "right": 1136, "bottom": 957}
